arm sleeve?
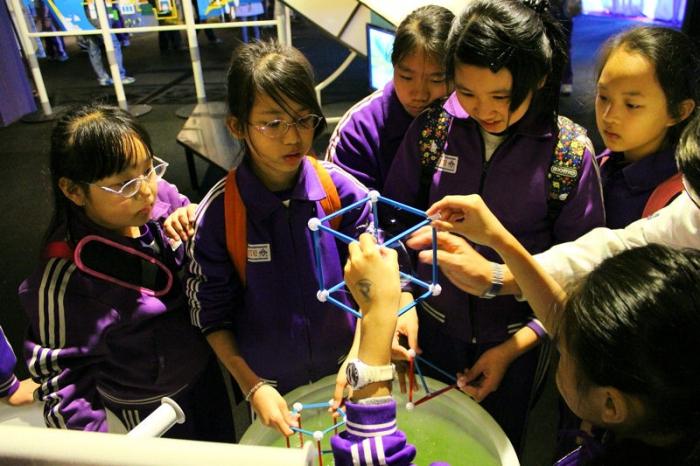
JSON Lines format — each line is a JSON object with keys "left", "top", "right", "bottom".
{"left": 157, "top": 178, "right": 191, "bottom": 215}
{"left": 331, "top": 400, "right": 416, "bottom": 466}
{"left": 185, "top": 188, "right": 242, "bottom": 333}
{"left": 381, "top": 117, "right": 425, "bottom": 205}
{"left": 0, "top": 326, "right": 20, "bottom": 398}
{"left": 325, "top": 102, "right": 382, "bottom": 190}
{"left": 19, "top": 261, "right": 111, "bottom": 431}
{"left": 551, "top": 140, "right": 606, "bottom": 243}
{"left": 536, "top": 192, "right": 700, "bottom": 288}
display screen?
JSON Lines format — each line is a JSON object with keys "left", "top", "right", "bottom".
{"left": 367, "top": 24, "right": 396, "bottom": 90}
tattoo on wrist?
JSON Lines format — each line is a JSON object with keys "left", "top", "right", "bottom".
{"left": 357, "top": 279, "right": 372, "bottom": 302}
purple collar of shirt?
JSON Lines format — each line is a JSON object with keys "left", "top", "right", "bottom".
{"left": 237, "top": 156, "right": 328, "bottom": 221}
{"left": 599, "top": 147, "right": 678, "bottom": 193}
{"left": 442, "top": 92, "right": 554, "bottom": 139}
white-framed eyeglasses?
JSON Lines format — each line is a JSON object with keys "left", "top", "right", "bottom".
{"left": 250, "top": 114, "right": 323, "bottom": 139}
{"left": 93, "top": 156, "right": 169, "bottom": 198}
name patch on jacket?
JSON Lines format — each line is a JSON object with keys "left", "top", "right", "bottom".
{"left": 247, "top": 244, "right": 271, "bottom": 262}
{"left": 436, "top": 154, "right": 458, "bottom": 174}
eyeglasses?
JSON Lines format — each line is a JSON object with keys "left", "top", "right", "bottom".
{"left": 250, "top": 114, "right": 323, "bottom": 139}
{"left": 93, "top": 156, "right": 169, "bottom": 198}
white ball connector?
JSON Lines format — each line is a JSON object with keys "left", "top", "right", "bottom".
{"left": 308, "top": 217, "right": 322, "bottom": 231}
{"left": 327, "top": 399, "right": 334, "bottom": 407}
{"left": 430, "top": 284, "right": 442, "bottom": 296}
{"left": 407, "top": 349, "right": 416, "bottom": 359}
{"left": 368, "top": 190, "right": 380, "bottom": 203}
{"left": 293, "top": 402, "right": 303, "bottom": 412}
{"left": 405, "top": 402, "right": 415, "bottom": 411}
{"left": 313, "top": 430, "right": 324, "bottom": 441}
{"left": 316, "top": 290, "right": 329, "bottom": 302}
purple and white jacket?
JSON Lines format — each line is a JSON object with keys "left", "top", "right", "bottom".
{"left": 325, "top": 80, "right": 415, "bottom": 191}
{"left": 384, "top": 92, "right": 605, "bottom": 344}
{"left": 186, "top": 158, "right": 371, "bottom": 394}
{"left": 18, "top": 179, "right": 211, "bottom": 431}
{"left": 0, "top": 326, "right": 20, "bottom": 398}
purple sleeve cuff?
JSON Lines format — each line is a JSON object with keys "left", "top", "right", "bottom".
{"left": 332, "top": 400, "right": 417, "bottom": 466}
{"left": 0, "top": 374, "right": 20, "bottom": 398}
{"left": 526, "top": 318, "right": 549, "bottom": 338}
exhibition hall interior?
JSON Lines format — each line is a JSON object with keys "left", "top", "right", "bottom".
{"left": 0, "top": 0, "right": 697, "bottom": 465}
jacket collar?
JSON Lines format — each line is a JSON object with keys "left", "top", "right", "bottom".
{"left": 237, "top": 156, "right": 324, "bottom": 221}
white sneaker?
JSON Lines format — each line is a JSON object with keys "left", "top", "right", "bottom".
{"left": 561, "top": 84, "right": 573, "bottom": 96}
{"left": 121, "top": 76, "right": 136, "bottom": 85}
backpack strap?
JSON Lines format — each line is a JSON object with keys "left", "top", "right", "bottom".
{"left": 416, "top": 97, "right": 452, "bottom": 209}
{"left": 306, "top": 156, "right": 343, "bottom": 231}
{"left": 42, "top": 241, "right": 74, "bottom": 261}
{"left": 642, "top": 172, "right": 683, "bottom": 218}
{"left": 224, "top": 157, "right": 343, "bottom": 287}
{"left": 224, "top": 169, "right": 248, "bottom": 286}
{"left": 547, "top": 115, "right": 588, "bottom": 223}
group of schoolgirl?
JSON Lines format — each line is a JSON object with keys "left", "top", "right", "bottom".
{"left": 326, "top": 0, "right": 699, "bottom": 461}
{"left": 8, "top": 0, "right": 699, "bottom": 462}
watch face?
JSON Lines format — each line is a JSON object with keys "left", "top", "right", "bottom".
{"left": 346, "top": 363, "right": 359, "bottom": 387}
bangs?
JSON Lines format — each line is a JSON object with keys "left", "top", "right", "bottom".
{"left": 67, "top": 116, "right": 154, "bottom": 182}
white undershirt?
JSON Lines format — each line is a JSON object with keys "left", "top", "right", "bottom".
{"left": 479, "top": 126, "right": 507, "bottom": 162}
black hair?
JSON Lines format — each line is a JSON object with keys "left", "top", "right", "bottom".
{"left": 560, "top": 244, "right": 700, "bottom": 464}
{"left": 676, "top": 111, "right": 700, "bottom": 194}
{"left": 46, "top": 104, "right": 155, "bottom": 243}
{"left": 391, "top": 5, "right": 455, "bottom": 67}
{"left": 444, "top": 0, "right": 565, "bottom": 124}
{"left": 226, "top": 40, "right": 327, "bottom": 141}
{"left": 597, "top": 26, "right": 700, "bottom": 147}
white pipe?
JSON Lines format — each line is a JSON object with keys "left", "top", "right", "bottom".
{"left": 316, "top": 50, "right": 357, "bottom": 104}
{"left": 22, "top": 20, "right": 279, "bottom": 38}
{"left": 94, "top": 0, "right": 127, "bottom": 111}
{"left": 127, "top": 397, "right": 185, "bottom": 438}
{"left": 0, "top": 425, "right": 315, "bottom": 465}
{"left": 181, "top": 0, "right": 206, "bottom": 104}
{"left": 7, "top": 0, "right": 52, "bottom": 116}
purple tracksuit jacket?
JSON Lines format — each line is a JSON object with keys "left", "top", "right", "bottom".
{"left": 598, "top": 146, "right": 677, "bottom": 229}
{"left": 384, "top": 92, "right": 605, "bottom": 346}
{"left": 0, "top": 326, "right": 20, "bottom": 398}
{"left": 18, "top": 179, "right": 212, "bottom": 432}
{"left": 186, "top": 158, "right": 371, "bottom": 395}
{"left": 383, "top": 92, "right": 604, "bottom": 449}
{"left": 325, "top": 80, "right": 415, "bottom": 191}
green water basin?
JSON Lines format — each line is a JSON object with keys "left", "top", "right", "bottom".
{"left": 240, "top": 375, "right": 519, "bottom": 466}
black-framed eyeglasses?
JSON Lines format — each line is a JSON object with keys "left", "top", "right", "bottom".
{"left": 93, "top": 156, "right": 169, "bottom": 198}
{"left": 250, "top": 114, "right": 323, "bottom": 139}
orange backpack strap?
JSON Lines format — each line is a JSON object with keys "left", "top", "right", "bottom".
{"left": 224, "top": 169, "right": 248, "bottom": 287}
{"left": 307, "top": 156, "right": 342, "bottom": 230}
{"left": 642, "top": 172, "right": 683, "bottom": 218}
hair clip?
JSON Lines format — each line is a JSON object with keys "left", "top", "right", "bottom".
{"left": 522, "top": 0, "right": 548, "bottom": 14}
{"left": 489, "top": 46, "right": 515, "bottom": 72}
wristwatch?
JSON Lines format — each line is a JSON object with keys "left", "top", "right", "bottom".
{"left": 345, "top": 359, "right": 395, "bottom": 390}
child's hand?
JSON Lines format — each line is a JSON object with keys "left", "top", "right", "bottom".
{"left": 163, "top": 204, "right": 197, "bottom": 244}
{"left": 250, "top": 384, "right": 298, "bottom": 436}
{"left": 392, "top": 306, "right": 420, "bottom": 361}
{"left": 426, "top": 195, "right": 509, "bottom": 249}
{"left": 407, "top": 228, "right": 494, "bottom": 297}
{"left": 344, "top": 233, "right": 401, "bottom": 317}
{"left": 457, "top": 344, "right": 515, "bottom": 403}
{"left": 6, "top": 378, "right": 39, "bottom": 406}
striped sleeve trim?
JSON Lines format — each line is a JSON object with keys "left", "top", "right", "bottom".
{"left": 0, "top": 374, "right": 19, "bottom": 397}
{"left": 186, "top": 179, "right": 227, "bottom": 329}
{"left": 325, "top": 88, "right": 384, "bottom": 162}
{"left": 345, "top": 418, "right": 398, "bottom": 438}
{"left": 349, "top": 437, "right": 389, "bottom": 465}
